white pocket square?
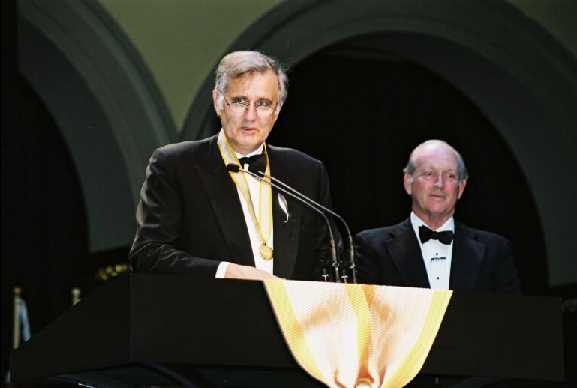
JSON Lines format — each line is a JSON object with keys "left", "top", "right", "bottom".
{"left": 277, "top": 193, "right": 289, "bottom": 223}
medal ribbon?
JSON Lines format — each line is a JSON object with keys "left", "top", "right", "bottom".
{"left": 217, "top": 132, "right": 273, "bottom": 260}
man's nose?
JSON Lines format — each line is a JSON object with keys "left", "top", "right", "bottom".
{"left": 243, "top": 104, "right": 257, "bottom": 121}
{"left": 434, "top": 174, "right": 444, "bottom": 187}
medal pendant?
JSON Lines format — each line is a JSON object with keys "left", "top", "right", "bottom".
{"left": 260, "top": 244, "right": 273, "bottom": 260}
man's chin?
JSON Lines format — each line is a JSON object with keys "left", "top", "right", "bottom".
{"left": 241, "top": 134, "right": 266, "bottom": 145}
{"left": 238, "top": 141, "right": 263, "bottom": 153}
{"left": 423, "top": 207, "right": 452, "bottom": 217}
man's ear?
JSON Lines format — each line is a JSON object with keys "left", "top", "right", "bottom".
{"left": 403, "top": 173, "right": 413, "bottom": 196}
{"left": 272, "top": 108, "right": 280, "bottom": 122}
{"left": 212, "top": 90, "right": 221, "bottom": 115}
{"left": 457, "top": 179, "right": 467, "bottom": 199}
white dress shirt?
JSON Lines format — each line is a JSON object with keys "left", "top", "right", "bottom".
{"left": 410, "top": 212, "right": 454, "bottom": 289}
{"left": 215, "top": 136, "right": 273, "bottom": 277}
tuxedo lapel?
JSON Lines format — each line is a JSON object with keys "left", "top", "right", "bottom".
{"left": 388, "top": 220, "right": 430, "bottom": 288}
{"left": 194, "top": 136, "right": 254, "bottom": 266}
{"left": 267, "top": 146, "right": 300, "bottom": 278}
{"left": 450, "top": 223, "right": 485, "bottom": 290}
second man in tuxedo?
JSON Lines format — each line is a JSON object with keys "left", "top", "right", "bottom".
{"left": 356, "top": 140, "right": 520, "bottom": 293}
{"left": 130, "top": 51, "right": 333, "bottom": 281}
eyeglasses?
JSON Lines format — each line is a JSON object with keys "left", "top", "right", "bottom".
{"left": 224, "top": 96, "right": 276, "bottom": 118}
{"left": 416, "top": 169, "right": 459, "bottom": 183}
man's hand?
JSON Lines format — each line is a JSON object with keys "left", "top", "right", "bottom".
{"left": 224, "top": 263, "right": 278, "bottom": 281}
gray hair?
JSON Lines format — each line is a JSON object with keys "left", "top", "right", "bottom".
{"left": 403, "top": 139, "right": 469, "bottom": 181}
{"left": 213, "top": 51, "right": 288, "bottom": 114}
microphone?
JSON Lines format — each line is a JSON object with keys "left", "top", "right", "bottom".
{"left": 226, "top": 164, "right": 341, "bottom": 282}
{"left": 257, "top": 170, "right": 357, "bottom": 284}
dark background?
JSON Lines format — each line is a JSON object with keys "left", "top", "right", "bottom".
{"left": 1, "top": 76, "right": 129, "bottom": 377}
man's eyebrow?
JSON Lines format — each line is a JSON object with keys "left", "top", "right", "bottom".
{"left": 229, "top": 95, "right": 273, "bottom": 101}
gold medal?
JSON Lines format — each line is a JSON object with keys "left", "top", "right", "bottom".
{"left": 260, "top": 243, "right": 273, "bottom": 261}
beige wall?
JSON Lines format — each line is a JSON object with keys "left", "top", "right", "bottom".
{"left": 99, "top": 0, "right": 280, "bottom": 131}
{"left": 508, "top": 0, "right": 577, "bottom": 59}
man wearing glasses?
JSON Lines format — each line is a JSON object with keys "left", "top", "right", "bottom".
{"left": 130, "top": 51, "right": 333, "bottom": 281}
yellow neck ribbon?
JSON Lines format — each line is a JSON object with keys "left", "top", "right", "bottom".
{"left": 217, "top": 132, "right": 273, "bottom": 260}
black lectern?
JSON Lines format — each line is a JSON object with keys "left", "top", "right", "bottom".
{"left": 11, "top": 274, "right": 564, "bottom": 387}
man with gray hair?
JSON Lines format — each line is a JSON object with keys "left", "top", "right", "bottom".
{"left": 356, "top": 140, "right": 520, "bottom": 293}
{"left": 130, "top": 51, "right": 333, "bottom": 281}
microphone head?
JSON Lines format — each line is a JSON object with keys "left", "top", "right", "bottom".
{"left": 226, "top": 164, "right": 240, "bottom": 173}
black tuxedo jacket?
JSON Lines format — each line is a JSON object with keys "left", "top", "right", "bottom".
{"left": 356, "top": 219, "right": 520, "bottom": 293}
{"left": 129, "top": 135, "right": 332, "bottom": 280}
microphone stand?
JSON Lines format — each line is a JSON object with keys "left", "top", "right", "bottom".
{"left": 258, "top": 171, "right": 357, "bottom": 283}
{"left": 226, "top": 164, "right": 341, "bottom": 282}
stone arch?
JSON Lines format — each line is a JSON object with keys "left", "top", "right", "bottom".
{"left": 19, "top": 0, "right": 175, "bottom": 250}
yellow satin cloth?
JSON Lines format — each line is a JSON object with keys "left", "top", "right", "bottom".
{"left": 264, "top": 280, "right": 452, "bottom": 388}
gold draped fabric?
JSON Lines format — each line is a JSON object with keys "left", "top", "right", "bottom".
{"left": 263, "top": 280, "right": 452, "bottom": 388}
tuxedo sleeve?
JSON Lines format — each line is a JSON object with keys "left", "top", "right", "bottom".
{"left": 354, "top": 231, "right": 381, "bottom": 285}
{"left": 129, "top": 147, "right": 220, "bottom": 276}
{"left": 493, "top": 238, "right": 522, "bottom": 294}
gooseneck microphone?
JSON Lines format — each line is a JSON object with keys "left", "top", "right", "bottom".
{"left": 261, "top": 171, "right": 357, "bottom": 284}
{"left": 226, "top": 164, "right": 341, "bottom": 282}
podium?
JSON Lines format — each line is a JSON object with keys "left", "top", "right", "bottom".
{"left": 11, "top": 274, "right": 564, "bottom": 387}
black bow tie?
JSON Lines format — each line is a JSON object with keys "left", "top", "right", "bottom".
{"left": 238, "top": 153, "right": 266, "bottom": 174}
{"left": 418, "top": 225, "right": 454, "bottom": 245}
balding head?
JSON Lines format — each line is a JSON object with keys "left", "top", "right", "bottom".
{"left": 403, "top": 140, "right": 468, "bottom": 229}
{"left": 404, "top": 140, "right": 468, "bottom": 182}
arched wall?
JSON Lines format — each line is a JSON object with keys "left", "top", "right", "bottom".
{"left": 18, "top": 0, "right": 175, "bottom": 251}
{"left": 183, "top": 0, "right": 577, "bottom": 286}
